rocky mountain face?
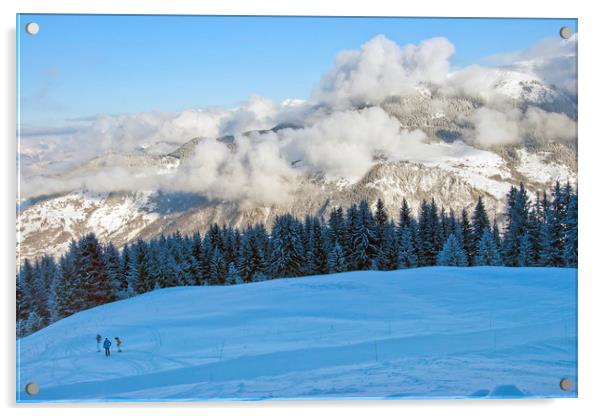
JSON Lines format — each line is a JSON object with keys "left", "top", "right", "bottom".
{"left": 17, "top": 78, "right": 577, "bottom": 262}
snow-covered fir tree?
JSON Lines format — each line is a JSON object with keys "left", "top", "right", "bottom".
{"left": 239, "top": 230, "right": 266, "bottom": 283}
{"left": 397, "top": 225, "right": 418, "bottom": 269}
{"left": 133, "top": 240, "right": 152, "bottom": 294}
{"left": 348, "top": 201, "right": 378, "bottom": 271}
{"left": 437, "top": 234, "right": 468, "bottom": 266}
{"left": 270, "top": 214, "right": 304, "bottom": 278}
{"left": 46, "top": 266, "right": 63, "bottom": 324}
{"left": 547, "top": 181, "right": 571, "bottom": 266}
{"left": 327, "top": 241, "right": 347, "bottom": 273}
{"left": 225, "top": 262, "right": 243, "bottom": 285}
{"left": 471, "top": 197, "right": 491, "bottom": 248}
{"left": 78, "top": 233, "right": 112, "bottom": 308}
{"left": 474, "top": 229, "right": 502, "bottom": 266}
{"left": 563, "top": 192, "right": 578, "bottom": 267}
{"left": 104, "top": 242, "right": 123, "bottom": 300}
{"left": 517, "top": 233, "right": 535, "bottom": 267}
{"left": 459, "top": 208, "right": 473, "bottom": 265}
{"left": 502, "top": 184, "right": 531, "bottom": 266}
{"left": 377, "top": 222, "right": 399, "bottom": 270}
{"left": 309, "top": 218, "right": 329, "bottom": 275}
{"left": 327, "top": 206, "right": 346, "bottom": 249}
{"left": 209, "top": 246, "right": 227, "bottom": 285}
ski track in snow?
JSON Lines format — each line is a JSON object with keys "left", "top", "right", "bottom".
{"left": 16, "top": 267, "right": 577, "bottom": 402}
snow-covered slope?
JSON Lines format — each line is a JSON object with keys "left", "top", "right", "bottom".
{"left": 17, "top": 267, "right": 577, "bottom": 402}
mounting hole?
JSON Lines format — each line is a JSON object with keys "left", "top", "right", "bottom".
{"left": 559, "top": 26, "right": 573, "bottom": 40}
{"left": 25, "top": 383, "right": 39, "bottom": 395}
{"left": 25, "top": 22, "right": 40, "bottom": 35}
{"left": 559, "top": 378, "right": 572, "bottom": 391}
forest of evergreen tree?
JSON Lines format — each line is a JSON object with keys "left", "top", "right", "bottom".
{"left": 17, "top": 181, "right": 577, "bottom": 337}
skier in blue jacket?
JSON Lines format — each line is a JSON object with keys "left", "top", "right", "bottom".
{"left": 103, "top": 337, "right": 112, "bottom": 357}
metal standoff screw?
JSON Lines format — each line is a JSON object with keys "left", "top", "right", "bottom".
{"left": 25, "top": 22, "right": 40, "bottom": 35}
{"left": 25, "top": 383, "right": 39, "bottom": 395}
{"left": 559, "top": 378, "right": 572, "bottom": 391}
{"left": 559, "top": 26, "right": 573, "bottom": 40}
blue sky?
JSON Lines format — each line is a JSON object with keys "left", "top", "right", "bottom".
{"left": 17, "top": 15, "right": 577, "bottom": 127}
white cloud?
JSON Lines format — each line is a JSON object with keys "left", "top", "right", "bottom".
{"left": 467, "top": 107, "right": 522, "bottom": 148}
{"left": 312, "top": 35, "right": 455, "bottom": 109}
{"left": 486, "top": 34, "right": 577, "bottom": 96}
{"left": 280, "top": 106, "right": 427, "bottom": 180}
{"left": 467, "top": 106, "right": 577, "bottom": 148}
{"left": 520, "top": 106, "right": 577, "bottom": 142}
{"left": 172, "top": 131, "right": 297, "bottom": 205}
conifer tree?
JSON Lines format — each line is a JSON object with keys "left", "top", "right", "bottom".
{"left": 240, "top": 231, "right": 266, "bottom": 283}
{"left": 502, "top": 184, "right": 531, "bottom": 266}
{"left": 198, "top": 235, "right": 213, "bottom": 284}
{"left": 474, "top": 229, "right": 502, "bottom": 266}
{"left": 398, "top": 198, "right": 412, "bottom": 231}
{"left": 344, "top": 204, "right": 359, "bottom": 269}
{"left": 377, "top": 222, "right": 398, "bottom": 270}
{"left": 56, "top": 241, "right": 85, "bottom": 317}
{"left": 327, "top": 206, "right": 346, "bottom": 248}
{"left": 431, "top": 201, "right": 444, "bottom": 255}
{"left": 225, "top": 262, "right": 243, "bottom": 285}
{"left": 47, "top": 267, "right": 63, "bottom": 324}
{"left": 78, "top": 233, "right": 112, "bottom": 307}
{"left": 270, "top": 214, "right": 304, "bottom": 278}
{"left": 104, "top": 242, "right": 123, "bottom": 300}
{"left": 133, "top": 240, "right": 152, "bottom": 294}
{"left": 123, "top": 244, "right": 138, "bottom": 297}
{"left": 310, "top": 218, "right": 329, "bottom": 275}
{"left": 563, "top": 193, "right": 578, "bottom": 267}
{"left": 374, "top": 198, "right": 389, "bottom": 254}
{"left": 460, "top": 208, "right": 473, "bottom": 265}
{"left": 24, "top": 310, "right": 44, "bottom": 334}
{"left": 398, "top": 225, "right": 418, "bottom": 269}
{"left": 471, "top": 196, "right": 491, "bottom": 260}
{"left": 417, "top": 200, "right": 436, "bottom": 266}
{"left": 29, "top": 257, "right": 51, "bottom": 324}
{"left": 437, "top": 234, "right": 468, "bottom": 266}
{"left": 328, "top": 241, "right": 347, "bottom": 273}
{"left": 537, "top": 219, "right": 553, "bottom": 267}
{"left": 16, "top": 275, "right": 30, "bottom": 322}
{"left": 162, "top": 253, "right": 181, "bottom": 288}
{"left": 547, "top": 181, "right": 570, "bottom": 266}
{"left": 301, "top": 215, "right": 313, "bottom": 275}
{"left": 492, "top": 219, "right": 502, "bottom": 250}
{"left": 18, "top": 259, "right": 35, "bottom": 320}
{"left": 209, "top": 246, "right": 227, "bottom": 285}
{"left": 350, "top": 201, "right": 378, "bottom": 270}
{"left": 517, "top": 233, "right": 534, "bottom": 267}
{"left": 443, "top": 208, "right": 457, "bottom": 241}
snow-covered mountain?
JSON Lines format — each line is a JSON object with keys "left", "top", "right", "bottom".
{"left": 17, "top": 76, "right": 577, "bottom": 262}
{"left": 16, "top": 267, "right": 577, "bottom": 401}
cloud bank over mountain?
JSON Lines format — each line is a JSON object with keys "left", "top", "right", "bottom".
{"left": 19, "top": 34, "right": 578, "bottom": 204}
{"left": 311, "top": 35, "right": 455, "bottom": 109}
{"left": 486, "top": 34, "right": 577, "bottom": 97}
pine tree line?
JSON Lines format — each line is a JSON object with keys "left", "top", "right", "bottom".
{"left": 17, "top": 181, "right": 577, "bottom": 337}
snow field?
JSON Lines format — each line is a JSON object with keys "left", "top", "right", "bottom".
{"left": 17, "top": 266, "right": 577, "bottom": 402}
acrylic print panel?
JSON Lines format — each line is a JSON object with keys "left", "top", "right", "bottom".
{"left": 16, "top": 14, "right": 578, "bottom": 402}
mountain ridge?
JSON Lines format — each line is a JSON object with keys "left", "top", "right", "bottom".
{"left": 17, "top": 75, "right": 577, "bottom": 261}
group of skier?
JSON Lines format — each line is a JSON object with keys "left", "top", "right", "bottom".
{"left": 96, "top": 334, "right": 122, "bottom": 357}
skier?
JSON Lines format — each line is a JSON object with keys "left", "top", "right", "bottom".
{"left": 114, "top": 336, "right": 122, "bottom": 352}
{"left": 103, "top": 337, "right": 112, "bottom": 357}
{"left": 96, "top": 334, "right": 102, "bottom": 352}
